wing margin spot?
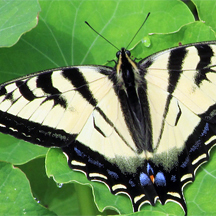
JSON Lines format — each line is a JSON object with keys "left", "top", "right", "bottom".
{"left": 112, "top": 184, "right": 127, "bottom": 191}
{"left": 180, "top": 174, "right": 193, "bottom": 182}
{"left": 191, "top": 154, "right": 206, "bottom": 165}
{"left": 167, "top": 192, "right": 181, "bottom": 199}
{"left": 134, "top": 194, "right": 145, "bottom": 204}
{"left": 89, "top": 173, "right": 107, "bottom": 180}
{"left": 71, "top": 160, "right": 86, "bottom": 166}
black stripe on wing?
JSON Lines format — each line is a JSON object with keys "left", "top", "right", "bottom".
{"left": 167, "top": 47, "right": 187, "bottom": 94}
{"left": 195, "top": 44, "right": 214, "bottom": 86}
{"left": 0, "top": 86, "right": 7, "bottom": 96}
{"left": 155, "top": 47, "right": 187, "bottom": 147}
{"left": 16, "top": 80, "right": 36, "bottom": 101}
{"left": 63, "top": 68, "right": 98, "bottom": 107}
{"left": 37, "top": 72, "right": 67, "bottom": 108}
{"left": 0, "top": 110, "right": 75, "bottom": 147}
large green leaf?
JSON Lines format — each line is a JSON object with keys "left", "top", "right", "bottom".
{"left": 132, "top": 21, "right": 216, "bottom": 59}
{"left": 0, "top": 161, "right": 55, "bottom": 215}
{"left": 193, "top": 0, "right": 216, "bottom": 31}
{"left": 0, "top": 134, "right": 47, "bottom": 164}
{"left": 18, "top": 157, "right": 101, "bottom": 216}
{"left": 0, "top": 0, "right": 40, "bottom": 47}
{"left": 0, "top": 0, "right": 216, "bottom": 215}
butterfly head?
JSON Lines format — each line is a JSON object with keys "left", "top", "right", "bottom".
{"left": 115, "top": 48, "right": 140, "bottom": 88}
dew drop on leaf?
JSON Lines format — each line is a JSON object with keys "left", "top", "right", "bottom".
{"left": 142, "top": 36, "right": 151, "bottom": 47}
{"left": 57, "top": 182, "right": 63, "bottom": 188}
{"left": 34, "top": 197, "right": 40, "bottom": 203}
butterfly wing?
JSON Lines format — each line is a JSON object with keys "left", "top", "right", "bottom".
{"left": 137, "top": 41, "right": 216, "bottom": 212}
{"left": 0, "top": 65, "right": 149, "bottom": 211}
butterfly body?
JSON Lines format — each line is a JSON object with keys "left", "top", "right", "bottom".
{"left": 1, "top": 41, "right": 216, "bottom": 215}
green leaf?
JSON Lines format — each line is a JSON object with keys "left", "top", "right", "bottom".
{"left": 18, "top": 157, "right": 95, "bottom": 216}
{"left": 0, "top": 0, "right": 194, "bottom": 82}
{"left": 0, "top": 0, "right": 40, "bottom": 47}
{"left": 0, "top": 134, "right": 47, "bottom": 165}
{"left": 0, "top": 0, "right": 216, "bottom": 216}
{"left": 46, "top": 148, "right": 126, "bottom": 214}
{"left": 193, "top": 0, "right": 216, "bottom": 32}
{"left": 132, "top": 21, "right": 216, "bottom": 59}
{"left": 0, "top": 161, "right": 55, "bottom": 215}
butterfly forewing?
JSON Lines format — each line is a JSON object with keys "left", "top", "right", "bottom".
{"left": 142, "top": 42, "right": 216, "bottom": 116}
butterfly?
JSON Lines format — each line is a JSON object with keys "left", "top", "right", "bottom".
{"left": 1, "top": 19, "right": 216, "bottom": 215}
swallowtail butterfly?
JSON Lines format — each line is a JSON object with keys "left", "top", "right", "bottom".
{"left": 1, "top": 23, "right": 216, "bottom": 215}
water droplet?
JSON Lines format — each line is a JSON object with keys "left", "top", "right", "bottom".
{"left": 56, "top": 183, "right": 63, "bottom": 188}
{"left": 141, "top": 36, "right": 151, "bottom": 47}
{"left": 34, "top": 197, "right": 40, "bottom": 204}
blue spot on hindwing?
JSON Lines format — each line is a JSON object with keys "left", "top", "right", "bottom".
{"left": 147, "top": 163, "right": 154, "bottom": 175}
{"left": 107, "top": 170, "right": 119, "bottom": 179}
{"left": 180, "top": 156, "right": 189, "bottom": 168}
{"left": 201, "top": 123, "right": 209, "bottom": 137}
{"left": 190, "top": 140, "right": 201, "bottom": 152}
{"left": 129, "top": 179, "right": 136, "bottom": 187}
{"left": 171, "top": 175, "right": 177, "bottom": 182}
{"left": 74, "top": 147, "right": 86, "bottom": 158}
{"left": 154, "top": 172, "right": 166, "bottom": 186}
{"left": 88, "top": 157, "right": 103, "bottom": 168}
{"left": 140, "top": 172, "right": 151, "bottom": 186}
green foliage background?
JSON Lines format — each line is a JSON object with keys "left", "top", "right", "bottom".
{"left": 0, "top": 0, "right": 216, "bottom": 215}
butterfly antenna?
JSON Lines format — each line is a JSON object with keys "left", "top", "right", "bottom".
{"left": 126, "top": 12, "right": 150, "bottom": 50}
{"left": 85, "top": 21, "right": 119, "bottom": 51}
